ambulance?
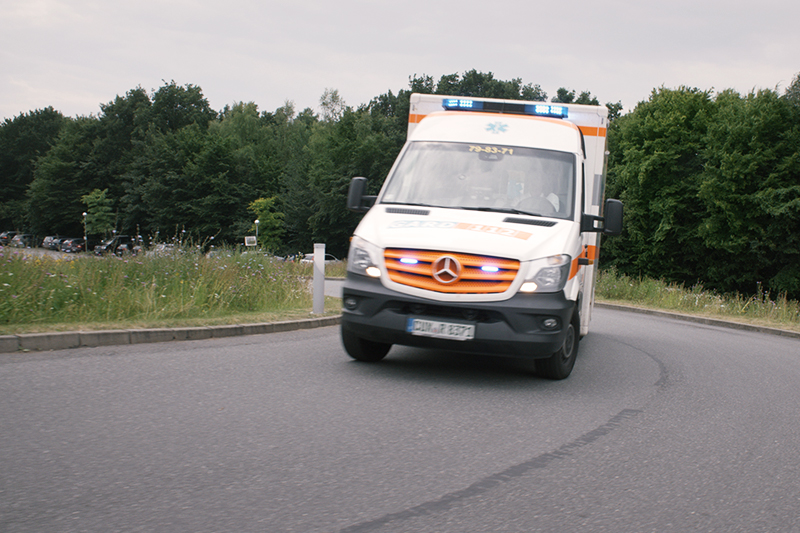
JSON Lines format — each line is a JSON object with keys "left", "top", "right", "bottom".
{"left": 340, "top": 93, "right": 623, "bottom": 379}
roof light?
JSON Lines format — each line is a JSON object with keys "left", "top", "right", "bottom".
{"left": 443, "top": 99, "right": 484, "bottom": 111}
{"left": 441, "top": 99, "right": 568, "bottom": 119}
{"left": 532, "top": 104, "right": 568, "bottom": 118}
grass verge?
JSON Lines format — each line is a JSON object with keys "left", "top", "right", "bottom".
{"left": 596, "top": 267, "right": 800, "bottom": 333}
{"left": 0, "top": 246, "right": 343, "bottom": 335}
{"left": 2, "top": 247, "right": 798, "bottom": 336}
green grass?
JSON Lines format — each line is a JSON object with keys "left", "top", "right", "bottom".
{"left": 596, "top": 267, "right": 800, "bottom": 333}
{"left": 0, "top": 246, "right": 343, "bottom": 335}
{"left": 3, "top": 247, "right": 798, "bottom": 336}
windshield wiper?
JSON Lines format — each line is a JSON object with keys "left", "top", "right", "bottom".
{"left": 381, "top": 202, "right": 462, "bottom": 210}
{"left": 460, "top": 206, "right": 545, "bottom": 217}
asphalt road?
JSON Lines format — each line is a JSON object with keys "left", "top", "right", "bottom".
{"left": 1, "top": 308, "right": 799, "bottom": 532}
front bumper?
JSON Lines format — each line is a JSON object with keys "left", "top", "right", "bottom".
{"left": 341, "top": 273, "right": 576, "bottom": 359}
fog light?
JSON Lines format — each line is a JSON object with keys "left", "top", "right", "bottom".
{"left": 542, "top": 318, "right": 559, "bottom": 330}
{"left": 344, "top": 297, "right": 359, "bottom": 311}
{"left": 520, "top": 281, "right": 538, "bottom": 293}
{"left": 365, "top": 266, "right": 381, "bottom": 278}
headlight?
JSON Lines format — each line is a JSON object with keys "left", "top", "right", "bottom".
{"left": 347, "top": 236, "right": 382, "bottom": 278}
{"left": 520, "top": 254, "right": 571, "bottom": 293}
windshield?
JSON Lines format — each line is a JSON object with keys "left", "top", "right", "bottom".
{"left": 381, "top": 141, "right": 577, "bottom": 219}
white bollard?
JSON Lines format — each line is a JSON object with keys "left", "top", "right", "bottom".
{"left": 312, "top": 243, "right": 325, "bottom": 314}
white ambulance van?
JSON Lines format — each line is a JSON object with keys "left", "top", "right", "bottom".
{"left": 341, "top": 93, "right": 623, "bottom": 379}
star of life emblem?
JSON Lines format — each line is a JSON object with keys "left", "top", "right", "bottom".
{"left": 486, "top": 122, "right": 508, "bottom": 134}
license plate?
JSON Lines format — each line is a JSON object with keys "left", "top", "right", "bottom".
{"left": 406, "top": 318, "right": 475, "bottom": 341}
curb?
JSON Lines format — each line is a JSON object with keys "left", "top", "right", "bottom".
{"left": 0, "top": 316, "right": 342, "bottom": 354}
{"left": 595, "top": 301, "right": 800, "bottom": 340}
{"left": 2, "top": 302, "right": 797, "bottom": 355}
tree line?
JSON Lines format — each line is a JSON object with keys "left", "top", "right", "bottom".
{"left": 1, "top": 70, "right": 799, "bottom": 298}
{"left": 605, "top": 77, "right": 800, "bottom": 298}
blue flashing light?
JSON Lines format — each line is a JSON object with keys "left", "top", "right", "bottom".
{"left": 441, "top": 98, "right": 568, "bottom": 119}
{"left": 443, "top": 99, "right": 484, "bottom": 111}
{"left": 400, "top": 258, "right": 419, "bottom": 265}
{"left": 529, "top": 104, "right": 569, "bottom": 118}
{"left": 481, "top": 266, "right": 500, "bottom": 273}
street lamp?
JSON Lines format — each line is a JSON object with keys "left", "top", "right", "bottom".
{"left": 82, "top": 212, "right": 87, "bottom": 253}
{"left": 254, "top": 219, "right": 260, "bottom": 246}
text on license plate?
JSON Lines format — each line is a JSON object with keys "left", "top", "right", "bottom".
{"left": 406, "top": 318, "right": 475, "bottom": 341}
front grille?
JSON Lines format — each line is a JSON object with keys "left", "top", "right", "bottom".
{"left": 384, "top": 249, "right": 520, "bottom": 294}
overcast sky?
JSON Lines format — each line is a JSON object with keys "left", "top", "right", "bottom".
{"left": 2, "top": 0, "right": 798, "bottom": 121}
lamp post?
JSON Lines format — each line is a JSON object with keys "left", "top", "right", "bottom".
{"left": 254, "top": 219, "right": 260, "bottom": 247}
{"left": 82, "top": 212, "right": 88, "bottom": 253}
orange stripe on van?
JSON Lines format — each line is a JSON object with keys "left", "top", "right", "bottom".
{"left": 408, "top": 114, "right": 426, "bottom": 124}
{"left": 579, "top": 126, "right": 607, "bottom": 137}
{"left": 569, "top": 245, "right": 598, "bottom": 279}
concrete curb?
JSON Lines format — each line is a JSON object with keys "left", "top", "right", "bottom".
{"left": 0, "top": 316, "right": 342, "bottom": 354}
{"left": 595, "top": 302, "right": 800, "bottom": 340}
{"left": 2, "top": 303, "right": 797, "bottom": 355}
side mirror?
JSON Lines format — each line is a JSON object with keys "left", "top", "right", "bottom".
{"left": 581, "top": 198, "right": 624, "bottom": 236}
{"left": 347, "top": 177, "right": 377, "bottom": 213}
{"left": 602, "top": 199, "right": 623, "bottom": 236}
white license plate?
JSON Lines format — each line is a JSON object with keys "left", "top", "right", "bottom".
{"left": 406, "top": 318, "right": 475, "bottom": 341}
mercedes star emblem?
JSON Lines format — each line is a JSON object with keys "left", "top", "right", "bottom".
{"left": 432, "top": 255, "right": 462, "bottom": 284}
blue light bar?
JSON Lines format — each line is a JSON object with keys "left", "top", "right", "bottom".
{"left": 400, "top": 258, "right": 419, "bottom": 265}
{"left": 481, "top": 266, "right": 500, "bottom": 273}
{"left": 441, "top": 98, "right": 568, "bottom": 119}
{"left": 531, "top": 104, "right": 569, "bottom": 118}
{"left": 443, "top": 99, "right": 484, "bottom": 111}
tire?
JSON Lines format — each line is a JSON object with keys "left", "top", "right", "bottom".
{"left": 341, "top": 326, "right": 391, "bottom": 362}
{"left": 535, "top": 315, "right": 579, "bottom": 380}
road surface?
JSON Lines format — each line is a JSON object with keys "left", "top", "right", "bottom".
{"left": 1, "top": 307, "right": 799, "bottom": 532}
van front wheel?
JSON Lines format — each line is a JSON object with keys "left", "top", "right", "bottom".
{"left": 341, "top": 326, "right": 391, "bottom": 362}
{"left": 535, "top": 317, "right": 578, "bottom": 380}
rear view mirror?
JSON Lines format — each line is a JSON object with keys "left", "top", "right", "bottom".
{"left": 347, "top": 177, "right": 377, "bottom": 213}
{"left": 603, "top": 199, "right": 623, "bottom": 236}
{"left": 580, "top": 198, "right": 624, "bottom": 236}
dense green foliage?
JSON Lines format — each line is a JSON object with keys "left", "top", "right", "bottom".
{"left": 605, "top": 75, "right": 800, "bottom": 298}
{"left": 2, "top": 70, "right": 799, "bottom": 298}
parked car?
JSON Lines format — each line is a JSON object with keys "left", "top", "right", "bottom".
{"left": 146, "top": 243, "right": 179, "bottom": 257}
{"left": 94, "top": 235, "right": 140, "bottom": 255}
{"left": 300, "top": 253, "right": 340, "bottom": 264}
{"left": 10, "top": 234, "right": 34, "bottom": 248}
{"left": 0, "top": 231, "right": 18, "bottom": 246}
{"left": 41, "top": 235, "right": 67, "bottom": 250}
{"left": 60, "top": 237, "right": 98, "bottom": 253}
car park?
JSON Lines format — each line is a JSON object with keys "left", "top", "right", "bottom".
{"left": 94, "top": 235, "right": 140, "bottom": 255}
{"left": 41, "top": 235, "right": 67, "bottom": 250}
{"left": 146, "top": 243, "right": 179, "bottom": 257}
{"left": 10, "top": 234, "right": 34, "bottom": 248}
{"left": 0, "top": 231, "right": 18, "bottom": 246}
{"left": 60, "top": 237, "right": 97, "bottom": 253}
{"left": 301, "top": 253, "right": 340, "bottom": 264}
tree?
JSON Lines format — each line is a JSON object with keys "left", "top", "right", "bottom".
{"left": 319, "top": 88, "right": 347, "bottom": 122}
{"left": 0, "top": 107, "right": 65, "bottom": 230}
{"left": 412, "top": 70, "right": 548, "bottom": 101}
{"left": 552, "top": 88, "right": 600, "bottom": 105}
{"left": 248, "top": 197, "right": 285, "bottom": 250}
{"left": 81, "top": 188, "right": 115, "bottom": 237}
{"left": 603, "top": 87, "right": 714, "bottom": 284}
{"left": 784, "top": 72, "right": 800, "bottom": 105}
{"left": 149, "top": 81, "right": 217, "bottom": 133}
{"left": 27, "top": 116, "right": 105, "bottom": 236}
{"left": 699, "top": 88, "right": 800, "bottom": 296}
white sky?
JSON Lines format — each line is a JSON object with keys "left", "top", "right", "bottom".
{"left": 2, "top": 0, "right": 798, "bottom": 121}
